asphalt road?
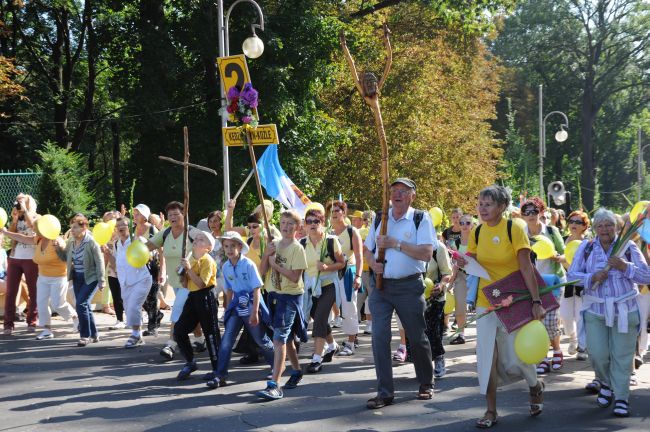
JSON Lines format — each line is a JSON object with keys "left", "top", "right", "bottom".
{"left": 1, "top": 311, "right": 648, "bottom": 432}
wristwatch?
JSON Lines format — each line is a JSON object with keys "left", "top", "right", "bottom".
{"left": 396, "top": 241, "right": 402, "bottom": 252}
{"left": 532, "top": 299, "right": 542, "bottom": 305}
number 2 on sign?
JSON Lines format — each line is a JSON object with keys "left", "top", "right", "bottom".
{"left": 217, "top": 55, "right": 251, "bottom": 94}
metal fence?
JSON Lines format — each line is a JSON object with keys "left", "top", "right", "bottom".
{"left": 0, "top": 170, "right": 42, "bottom": 212}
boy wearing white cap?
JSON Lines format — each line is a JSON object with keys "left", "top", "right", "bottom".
{"left": 205, "top": 231, "right": 274, "bottom": 389}
{"left": 173, "top": 230, "right": 220, "bottom": 380}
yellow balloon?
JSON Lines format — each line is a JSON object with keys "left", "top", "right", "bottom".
{"left": 514, "top": 320, "right": 550, "bottom": 364}
{"left": 359, "top": 227, "right": 369, "bottom": 240}
{"left": 37, "top": 215, "right": 61, "bottom": 240}
{"left": 630, "top": 201, "right": 650, "bottom": 223}
{"left": 0, "top": 207, "right": 7, "bottom": 227}
{"left": 564, "top": 240, "right": 582, "bottom": 265}
{"left": 92, "top": 222, "right": 113, "bottom": 246}
{"left": 429, "top": 207, "right": 443, "bottom": 227}
{"left": 126, "top": 240, "right": 150, "bottom": 268}
{"left": 423, "top": 277, "right": 434, "bottom": 298}
{"left": 531, "top": 235, "right": 555, "bottom": 260}
{"left": 444, "top": 291, "right": 456, "bottom": 315}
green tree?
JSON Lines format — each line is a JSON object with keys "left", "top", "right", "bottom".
{"left": 492, "top": 0, "right": 650, "bottom": 210}
{"left": 35, "top": 142, "right": 95, "bottom": 218}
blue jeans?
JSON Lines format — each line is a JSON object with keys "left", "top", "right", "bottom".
{"left": 73, "top": 272, "right": 98, "bottom": 338}
{"left": 216, "top": 314, "right": 274, "bottom": 377}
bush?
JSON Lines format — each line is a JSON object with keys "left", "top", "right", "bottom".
{"left": 35, "top": 142, "right": 95, "bottom": 219}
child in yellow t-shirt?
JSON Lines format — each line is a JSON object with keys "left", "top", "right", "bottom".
{"left": 257, "top": 210, "right": 308, "bottom": 401}
{"left": 174, "top": 230, "right": 220, "bottom": 381}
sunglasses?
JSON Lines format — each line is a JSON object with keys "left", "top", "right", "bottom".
{"left": 568, "top": 219, "right": 585, "bottom": 225}
{"left": 459, "top": 221, "right": 472, "bottom": 226}
{"left": 305, "top": 219, "right": 322, "bottom": 225}
{"left": 522, "top": 209, "right": 539, "bottom": 216}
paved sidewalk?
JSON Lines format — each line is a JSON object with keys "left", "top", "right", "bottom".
{"left": 1, "top": 311, "right": 648, "bottom": 432}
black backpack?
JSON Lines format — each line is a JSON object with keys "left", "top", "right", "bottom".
{"left": 300, "top": 235, "right": 344, "bottom": 278}
{"left": 474, "top": 220, "right": 513, "bottom": 245}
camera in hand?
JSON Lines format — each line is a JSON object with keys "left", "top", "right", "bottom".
{"left": 13, "top": 201, "right": 21, "bottom": 210}
{"left": 176, "top": 264, "right": 186, "bottom": 276}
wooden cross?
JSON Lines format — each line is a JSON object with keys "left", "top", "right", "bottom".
{"left": 159, "top": 126, "right": 218, "bottom": 258}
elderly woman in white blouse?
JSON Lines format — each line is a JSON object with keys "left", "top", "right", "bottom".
{"left": 568, "top": 208, "right": 650, "bottom": 418}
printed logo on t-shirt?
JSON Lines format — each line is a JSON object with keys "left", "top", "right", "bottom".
{"left": 492, "top": 236, "right": 501, "bottom": 244}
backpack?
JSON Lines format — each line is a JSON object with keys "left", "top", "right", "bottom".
{"left": 582, "top": 239, "right": 632, "bottom": 262}
{"left": 371, "top": 209, "right": 426, "bottom": 254}
{"left": 162, "top": 225, "right": 195, "bottom": 244}
{"left": 300, "top": 235, "right": 345, "bottom": 278}
{"left": 474, "top": 220, "right": 513, "bottom": 245}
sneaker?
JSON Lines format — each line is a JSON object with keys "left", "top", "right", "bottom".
{"left": 323, "top": 344, "right": 339, "bottom": 363}
{"left": 307, "top": 361, "right": 323, "bottom": 373}
{"left": 77, "top": 338, "right": 90, "bottom": 347}
{"left": 284, "top": 370, "right": 303, "bottom": 389}
{"left": 338, "top": 342, "right": 355, "bottom": 357}
{"left": 193, "top": 340, "right": 207, "bottom": 353}
{"left": 434, "top": 356, "right": 447, "bottom": 378}
{"left": 364, "top": 322, "right": 372, "bottom": 335}
{"left": 177, "top": 361, "right": 198, "bottom": 380}
{"left": 142, "top": 329, "right": 158, "bottom": 337}
{"left": 109, "top": 321, "right": 126, "bottom": 330}
{"left": 449, "top": 334, "right": 466, "bottom": 345}
{"left": 634, "top": 355, "right": 643, "bottom": 370}
{"left": 3, "top": 328, "right": 13, "bottom": 335}
{"left": 576, "top": 348, "right": 588, "bottom": 361}
{"left": 239, "top": 354, "right": 260, "bottom": 364}
{"left": 160, "top": 344, "right": 175, "bottom": 360}
{"left": 124, "top": 335, "right": 144, "bottom": 349}
{"left": 392, "top": 346, "right": 406, "bottom": 362}
{"left": 72, "top": 317, "right": 79, "bottom": 332}
{"left": 257, "top": 381, "right": 283, "bottom": 400}
{"left": 568, "top": 341, "right": 578, "bottom": 356}
{"left": 332, "top": 316, "right": 343, "bottom": 328}
{"left": 27, "top": 325, "right": 37, "bottom": 333}
{"left": 206, "top": 376, "right": 226, "bottom": 389}
{"left": 36, "top": 330, "right": 54, "bottom": 340}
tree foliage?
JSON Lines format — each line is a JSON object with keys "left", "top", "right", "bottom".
{"left": 35, "top": 142, "right": 94, "bottom": 218}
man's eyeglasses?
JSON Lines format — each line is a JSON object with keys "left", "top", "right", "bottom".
{"left": 568, "top": 219, "right": 585, "bottom": 226}
{"left": 305, "top": 219, "right": 321, "bottom": 225}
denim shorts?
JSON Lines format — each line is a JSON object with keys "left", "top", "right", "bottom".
{"left": 271, "top": 294, "right": 301, "bottom": 343}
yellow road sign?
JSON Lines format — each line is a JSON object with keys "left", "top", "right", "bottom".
{"left": 217, "top": 55, "right": 251, "bottom": 93}
{"left": 223, "top": 124, "right": 279, "bottom": 147}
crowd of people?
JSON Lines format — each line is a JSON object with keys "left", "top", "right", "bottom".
{"left": 1, "top": 182, "right": 649, "bottom": 425}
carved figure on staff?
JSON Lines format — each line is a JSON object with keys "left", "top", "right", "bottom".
{"left": 340, "top": 23, "right": 392, "bottom": 291}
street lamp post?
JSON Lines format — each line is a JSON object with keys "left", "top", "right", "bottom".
{"left": 217, "top": 0, "right": 265, "bottom": 203}
{"left": 538, "top": 84, "right": 569, "bottom": 199}
{"left": 638, "top": 127, "right": 649, "bottom": 201}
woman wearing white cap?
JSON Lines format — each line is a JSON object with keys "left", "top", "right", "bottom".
{"left": 104, "top": 217, "right": 152, "bottom": 348}
{"left": 133, "top": 204, "right": 164, "bottom": 336}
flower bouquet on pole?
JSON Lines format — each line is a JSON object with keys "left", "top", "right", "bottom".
{"left": 226, "top": 83, "right": 259, "bottom": 149}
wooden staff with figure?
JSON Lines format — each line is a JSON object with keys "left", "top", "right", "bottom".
{"left": 340, "top": 24, "right": 393, "bottom": 290}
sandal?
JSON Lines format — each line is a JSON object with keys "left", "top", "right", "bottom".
{"left": 77, "top": 338, "right": 89, "bottom": 347}
{"left": 585, "top": 379, "right": 602, "bottom": 394}
{"left": 536, "top": 359, "right": 550, "bottom": 375}
{"left": 366, "top": 396, "right": 394, "bottom": 409}
{"left": 416, "top": 384, "right": 434, "bottom": 400}
{"left": 529, "top": 381, "right": 545, "bottom": 416}
{"left": 551, "top": 351, "right": 563, "bottom": 371}
{"left": 476, "top": 410, "right": 498, "bottom": 429}
{"left": 597, "top": 384, "right": 613, "bottom": 408}
{"left": 613, "top": 400, "right": 629, "bottom": 417}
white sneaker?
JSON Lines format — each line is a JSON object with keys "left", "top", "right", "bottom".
{"left": 332, "top": 316, "right": 343, "bottom": 328}
{"left": 568, "top": 341, "right": 578, "bottom": 355}
{"left": 36, "top": 330, "right": 54, "bottom": 340}
{"left": 109, "top": 321, "right": 126, "bottom": 330}
{"left": 338, "top": 342, "right": 355, "bottom": 356}
{"left": 364, "top": 321, "right": 372, "bottom": 334}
